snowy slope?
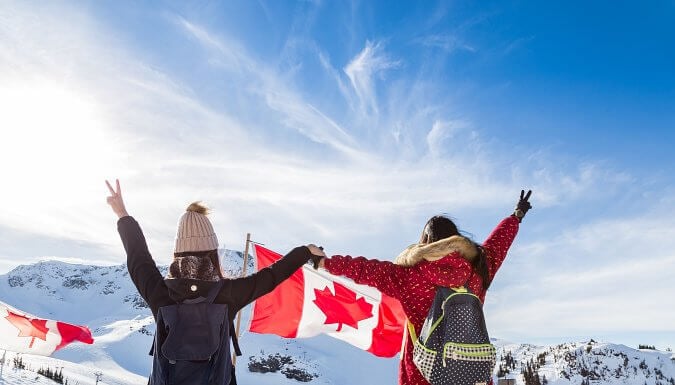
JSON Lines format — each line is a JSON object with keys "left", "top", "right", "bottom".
{"left": 493, "top": 340, "right": 675, "bottom": 385}
{"left": 0, "top": 254, "right": 398, "bottom": 384}
{"left": 0, "top": 350, "right": 145, "bottom": 385}
{"left": 1, "top": 257, "right": 674, "bottom": 384}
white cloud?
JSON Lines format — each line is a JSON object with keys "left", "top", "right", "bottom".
{"left": 426, "top": 119, "right": 468, "bottom": 157}
{"left": 0, "top": 2, "right": 643, "bottom": 274}
{"left": 176, "top": 17, "right": 364, "bottom": 160}
{"left": 486, "top": 211, "right": 675, "bottom": 341}
{"left": 343, "top": 41, "right": 400, "bottom": 118}
{"left": 415, "top": 34, "right": 476, "bottom": 53}
{"left": 175, "top": 17, "right": 253, "bottom": 74}
{"left": 264, "top": 91, "right": 364, "bottom": 160}
{"left": 316, "top": 49, "right": 353, "bottom": 113}
{"left": 1, "top": 1, "right": 674, "bottom": 349}
{"left": 2, "top": 4, "right": 672, "bottom": 348}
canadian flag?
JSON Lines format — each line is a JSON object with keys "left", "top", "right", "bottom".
{"left": 0, "top": 300, "right": 94, "bottom": 356}
{"left": 249, "top": 245, "right": 405, "bottom": 357}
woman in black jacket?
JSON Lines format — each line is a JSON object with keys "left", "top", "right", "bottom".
{"left": 105, "top": 179, "right": 324, "bottom": 384}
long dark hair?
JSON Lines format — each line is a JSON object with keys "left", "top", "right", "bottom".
{"left": 423, "top": 215, "right": 491, "bottom": 290}
{"left": 169, "top": 250, "right": 224, "bottom": 280}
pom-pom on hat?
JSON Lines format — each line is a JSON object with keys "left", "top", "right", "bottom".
{"left": 174, "top": 202, "right": 219, "bottom": 253}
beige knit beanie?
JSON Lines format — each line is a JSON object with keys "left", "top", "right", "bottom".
{"left": 174, "top": 202, "right": 219, "bottom": 253}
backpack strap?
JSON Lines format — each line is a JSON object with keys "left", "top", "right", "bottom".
{"left": 231, "top": 320, "right": 242, "bottom": 357}
{"left": 206, "top": 280, "right": 224, "bottom": 303}
{"left": 407, "top": 320, "right": 418, "bottom": 342}
{"left": 205, "top": 281, "right": 241, "bottom": 356}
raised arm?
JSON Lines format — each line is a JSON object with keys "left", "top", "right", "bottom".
{"left": 117, "top": 216, "right": 169, "bottom": 316}
{"left": 482, "top": 189, "right": 532, "bottom": 279}
{"left": 323, "top": 255, "right": 409, "bottom": 300}
{"left": 482, "top": 216, "right": 519, "bottom": 279}
{"left": 106, "top": 179, "right": 169, "bottom": 317}
{"left": 225, "top": 245, "right": 317, "bottom": 313}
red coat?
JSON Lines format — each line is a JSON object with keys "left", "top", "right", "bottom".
{"left": 324, "top": 215, "right": 520, "bottom": 385}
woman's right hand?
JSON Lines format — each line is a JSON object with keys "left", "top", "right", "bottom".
{"left": 513, "top": 189, "right": 532, "bottom": 222}
{"left": 105, "top": 179, "right": 129, "bottom": 219}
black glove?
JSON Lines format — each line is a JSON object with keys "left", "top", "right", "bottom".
{"left": 513, "top": 189, "right": 532, "bottom": 222}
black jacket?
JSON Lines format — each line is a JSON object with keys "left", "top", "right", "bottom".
{"left": 117, "top": 216, "right": 313, "bottom": 321}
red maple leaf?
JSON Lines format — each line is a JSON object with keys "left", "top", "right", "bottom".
{"left": 5, "top": 311, "right": 49, "bottom": 348}
{"left": 313, "top": 282, "right": 373, "bottom": 332}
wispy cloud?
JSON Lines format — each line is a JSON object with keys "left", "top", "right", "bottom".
{"left": 502, "top": 35, "right": 535, "bottom": 55}
{"left": 343, "top": 41, "right": 400, "bottom": 118}
{"left": 414, "top": 34, "right": 476, "bottom": 53}
{"left": 175, "top": 17, "right": 363, "bottom": 160}
{"left": 264, "top": 92, "right": 364, "bottom": 159}
{"left": 176, "top": 17, "right": 256, "bottom": 75}
{"left": 0, "top": 2, "right": 645, "bottom": 276}
{"left": 316, "top": 49, "right": 353, "bottom": 112}
{"left": 1, "top": 0, "right": 674, "bottom": 351}
{"left": 2, "top": 0, "right": 675, "bottom": 350}
{"left": 426, "top": 119, "right": 469, "bottom": 158}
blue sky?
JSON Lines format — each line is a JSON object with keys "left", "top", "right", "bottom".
{"left": 1, "top": 0, "right": 674, "bottom": 350}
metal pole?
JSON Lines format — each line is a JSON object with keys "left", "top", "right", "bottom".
{"left": 94, "top": 371, "right": 103, "bottom": 385}
{"left": 232, "top": 233, "right": 251, "bottom": 366}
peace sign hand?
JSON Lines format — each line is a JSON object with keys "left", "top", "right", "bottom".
{"left": 105, "top": 179, "right": 129, "bottom": 219}
{"left": 513, "top": 189, "right": 533, "bottom": 222}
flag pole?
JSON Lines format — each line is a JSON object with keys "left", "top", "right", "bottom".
{"left": 232, "top": 233, "right": 251, "bottom": 366}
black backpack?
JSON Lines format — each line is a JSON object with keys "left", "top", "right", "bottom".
{"left": 149, "top": 281, "right": 242, "bottom": 385}
{"left": 409, "top": 281, "right": 496, "bottom": 385}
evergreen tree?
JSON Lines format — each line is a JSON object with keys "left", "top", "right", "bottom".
{"left": 497, "top": 364, "right": 509, "bottom": 378}
{"left": 12, "top": 356, "right": 25, "bottom": 370}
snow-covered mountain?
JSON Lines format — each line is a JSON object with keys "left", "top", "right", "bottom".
{"left": 1, "top": 257, "right": 674, "bottom": 385}
{"left": 493, "top": 340, "right": 675, "bottom": 385}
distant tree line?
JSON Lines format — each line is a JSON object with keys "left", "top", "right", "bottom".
{"left": 496, "top": 351, "right": 517, "bottom": 378}
{"left": 12, "top": 355, "right": 25, "bottom": 370}
{"left": 521, "top": 359, "right": 547, "bottom": 385}
{"left": 10, "top": 356, "right": 68, "bottom": 385}
{"left": 37, "top": 366, "right": 67, "bottom": 384}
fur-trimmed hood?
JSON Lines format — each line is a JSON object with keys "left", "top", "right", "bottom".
{"left": 394, "top": 235, "right": 479, "bottom": 267}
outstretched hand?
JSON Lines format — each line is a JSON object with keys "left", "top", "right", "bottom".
{"left": 306, "top": 244, "right": 326, "bottom": 269}
{"left": 513, "top": 189, "right": 532, "bottom": 222}
{"left": 105, "top": 179, "right": 129, "bottom": 219}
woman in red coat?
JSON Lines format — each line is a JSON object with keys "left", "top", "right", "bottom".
{"left": 316, "top": 191, "right": 532, "bottom": 385}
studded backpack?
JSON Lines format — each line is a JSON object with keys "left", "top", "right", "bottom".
{"left": 409, "top": 281, "right": 496, "bottom": 385}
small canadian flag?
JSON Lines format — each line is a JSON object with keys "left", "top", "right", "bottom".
{"left": 0, "top": 300, "right": 94, "bottom": 356}
{"left": 249, "top": 245, "right": 406, "bottom": 357}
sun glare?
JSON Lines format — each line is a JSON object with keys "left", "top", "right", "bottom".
{"left": 0, "top": 82, "right": 117, "bottom": 190}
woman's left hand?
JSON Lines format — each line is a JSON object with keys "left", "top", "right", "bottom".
{"left": 306, "top": 244, "right": 326, "bottom": 269}
{"left": 306, "top": 244, "right": 326, "bottom": 257}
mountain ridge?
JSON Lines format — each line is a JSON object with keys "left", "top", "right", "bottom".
{"left": 1, "top": 259, "right": 673, "bottom": 385}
